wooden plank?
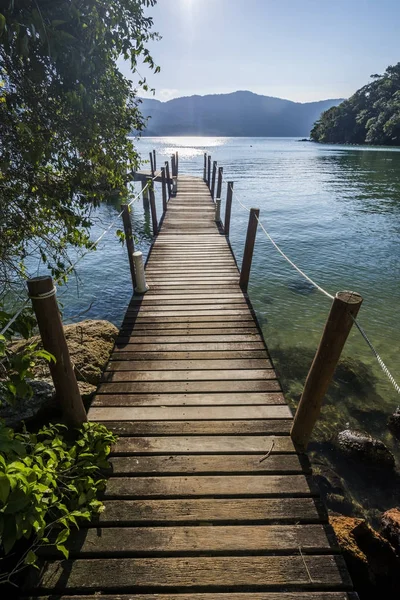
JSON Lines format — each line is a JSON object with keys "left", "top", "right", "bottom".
{"left": 92, "top": 391, "right": 285, "bottom": 406}
{"left": 117, "top": 335, "right": 262, "bottom": 344}
{"left": 112, "top": 343, "right": 266, "bottom": 353}
{"left": 51, "top": 525, "right": 335, "bottom": 556}
{"left": 97, "top": 380, "right": 281, "bottom": 394}
{"left": 112, "top": 351, "right": 269, "bottom": 360}
{"left": 88, "top": 405, "right": 292, "bottom": 421}
{"left": 121, "top": 315, "right": 255, "bottom": 324}
{"left": 28, "top": 555, "right": 351, "bottom": 591}
{"left": 119, "top": 328, "right": 258, "bottom": 337}
{"left": 107, "top": 454, "right": 306, "bottom": 475}
{"left": 106, "top": 359, "right": 272, "bottom": 370}
{"left": 93, "top": 420, "right": 293, "bottom": 436}
{"left": 113, "top": 435, "right": 294, "bottom": 454}
{"left": 22, "top": 593, "right": 358, "bottom": 600}
{"left": 101, "top": 368, "right": 276, "bottom": 381}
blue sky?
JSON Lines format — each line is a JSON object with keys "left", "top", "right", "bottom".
{"left": 118, "top": 0, "right": 400, "bottom": 103}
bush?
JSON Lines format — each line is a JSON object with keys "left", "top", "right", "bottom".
{"left": 0, "top": 420, "right": 117, "bottom": 585}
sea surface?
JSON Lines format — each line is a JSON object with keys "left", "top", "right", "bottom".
{"left": 52, "top": 137, "right": 400, "bottom": 520}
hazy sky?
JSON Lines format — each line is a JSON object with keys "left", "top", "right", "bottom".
{"left": 118, "top": 0, "right": 400, "bottom": 103}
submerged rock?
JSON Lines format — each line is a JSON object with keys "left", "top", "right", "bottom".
{"left": 337, "top": 429, "right": 395, "bottom": 468}
{"left": 388, "top": 407, "right": 400, "bottom": 439}
{"left": 330, "top": 516, "right": 400, "bottom": 598}
{"left": 382, "top": 508, "right": 400, "bottom": 553}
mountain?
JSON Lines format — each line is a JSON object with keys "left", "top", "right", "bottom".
{"left": 311, "top": 63, "right": 400, "bottom": 145}
{"left": 136, "top": 91, "right": 343, "bottom": 137}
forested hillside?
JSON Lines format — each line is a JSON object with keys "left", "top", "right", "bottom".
{"left": 311, "top": 63, "right": 400, "bottom": 145}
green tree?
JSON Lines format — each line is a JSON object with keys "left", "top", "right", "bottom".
{"left": 0, "top": 0, "right": 159, "bottom": 296}
{"left": 311, "top": 63, "right": 400, "bottom": 146}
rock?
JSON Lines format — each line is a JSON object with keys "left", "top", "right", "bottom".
{"left": 10, "top": 319, "right": 118, "bottom": 385}
{"left": 330, "top": 516, "right": 400, "bottom": 598}
{"left": 337, "top": 429, "right": 395, "bottom": 468}
{"left": 0, "top": 379, "right": 56, "bottom": 427}
{"left": 388, "top": 407, "right": 400, "bottom": 438}
{"left": 381, "top": 508, "right": 400, "bottom": 553}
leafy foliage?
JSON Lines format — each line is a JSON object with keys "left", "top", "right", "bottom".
{"left": 311, "top": 63, "right": 400, "bottom": 145}
{"left": 0, "top": 0, "right": 158, "bottom": 295}
{"left": 0, "top": 420, "right": 117, "bottom": 584}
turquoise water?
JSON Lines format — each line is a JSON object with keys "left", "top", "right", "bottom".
{"left": 56, "top": 136, "right": 400, "bottom": 518}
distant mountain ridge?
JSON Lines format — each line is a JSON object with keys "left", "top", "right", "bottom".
{"left": 137, "top": 91, "right": 343, "bottom": 137}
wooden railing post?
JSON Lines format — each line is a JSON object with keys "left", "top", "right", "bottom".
{"left": 211, "top": 161, "right": 217, "bottom": 199}
{"left": 175, "top": 151, "right": 178, "bottom": 176}
{"left": 121, "top": 204, "right": 136, "bottom": 290}
{"left": 207, "top": 155, "right": 211, "bottom": 188}
{"left": 153, "top": 149, "right": 156, "bottom": 171}
{"left": 291, "top": 291, "right": 363, "bottom": 451}
{"left": 141, "top": 179, "right": 149, "bottom": 209}
{"left": 216, "top": 166, "right": 223, "bottom": 199}
{"left": 161, "top": 167, "right": 167, "bottom": 213}
{"left": 203, "top": 153, "right": 207, "bottom": 181}
{"left": 149, "top": 151, "right": 154, "bottom": 176}
{"left": 171, "top": 154, "right": 176, "bottom": 177}
{"left": 165, "top": 161, "right": 172, "bottom": 198}
{"left": 239, "top": 208, "right": 259, "bottom": 291}
{"left": 224, "top": 181, "right": 234, "bottom": 238}
{"left": 27, "top": 276, "right": 87, "bottom": 427}
{"left": 147, "top": 177, "right": 158, "bottom": 236}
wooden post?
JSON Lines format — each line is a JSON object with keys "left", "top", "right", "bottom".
{"left": 224, "top": 181, "right": 234, "bottom": 238}
{"left": 165, "top": 161, "right": 172, "bottom": 198}
{"left": 207, "top": 155, "right": 211, "bottom": 188}
{"left": 203, "top": 153, "right": 207, "bottom": 181}
{"left": 121, "top": 204, "right": 136, "bottom": 290}
{"left": 216, "top": 166, "right": 223, "bottom": 199}
{"left": 149, "top": 152, "right": 154, "bottom": 176}
{"left": 175, "top": 151, "right": 179, "bottom": 176}
{"left": 240, "top": 208, "right": 259, "bottom": 291}
{"left": 147, "top": 177, "right": 158, "bottom": 236}
{"left": 171, "top": 154, "right": 176, "bottom": 177}
{"left": 291, "top": 291, "right": 363, "bottom": 451}
{"left": 141, "top": 179, "right": 149, "bottom": 209}
{"left": 153, "top": 149, "right": 156, "bottom": 171}
{"left": 211, "top": 161, "right": 217, "bottom": 199}
{"left": 27, "top": 276, "right": 87, "bottom": 427}
{"left": 161, "top": 167, "right": 167, "bottom": 213}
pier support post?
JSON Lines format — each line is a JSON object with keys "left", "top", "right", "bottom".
{"left": 161, "top": 167, "right": 167, "bottom": 213}
{"left": 165, "top": 161, "right": 172, "bottom": 198}
{"left": 121, "top": 204, "right": 136, "bottom": 290}
{"left": 147, "top": 177, "right": 158, "bottom": 236}
{"left": 240, "top": 208, "right": 259, "bottom": 291}
{"left": 291, "top": 291, "right": 363, "bottom": 451}
{"left": 153, "top": 149, "right": 156, "bottom": 171}
{"left": 203, "top": 153, "right": 207, "bottom": 181}
{"left": 149, "top": 152, "right": 155, "bottom": 176}
{"left": 175, "top": 151, "right": 179, "bottom": 176}
{"left": 133, "top": 251, "right": 149, "bottom": 294}
{"left": 216, "top": 166, "right": 223, "bottom": 200}
{"left": 211, "top": 161, "right": 217, "bottom": 199}
{"left": 171, "top": 154, "right": 176, "bottom": 177}
{"left": 215, "top": 198, "right": 221, "bottom": 223}
{"left": 27, "top": 276, "right": 87, "bottom": 427}
{"left": 207, "top": 156, "right": 211, "bottom": 188}
{"left": 224, "top": 181, "right": 234, "bottom": 238}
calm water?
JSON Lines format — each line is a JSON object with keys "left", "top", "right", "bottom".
{"left": 56, "top": 137, "right": 400, "bottom": 519}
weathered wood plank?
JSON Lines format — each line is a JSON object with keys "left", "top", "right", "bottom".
{"left": 94, "top": 420, "right": 293, "bottom": 436}
{"left": 27, "top": 555, "right": 351, "bottom": 591}
{"left": 92, "top": 391, "right": 285, "bottom": 406}
{"left": 22, "top": 593, "right": 358, "bottom": 600}
{"left": 97, "top": 380, "right": 281, "bottom": 394}
{"left": 49, "top": 524, "right": 336, "bottom": 556}
{"left": 113, "top": 435, "right": 294, "bottom": 454}
{"left": 88, "top": 405, "right": 292, "bottom": 421}
{"left": 101, "top": 368, "right": 276, "bottom": 381}
{"left": 112, "top": 351, "right": 269, "bottom": 360}
{"left": 116, "top": 335, "right": 262, "bottom": 344}
{"left": 106, "top": 359, "right": 271, "bottom": 371}
{"left": 107, "top": 454, "right": 306, "bottom": 475}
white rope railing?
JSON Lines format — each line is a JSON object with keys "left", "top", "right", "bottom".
{"left": 222, "top": 177, "right": 400, "bottom": 395}
{"left": 0, "top": 170, "right": 161, "bottom": 337}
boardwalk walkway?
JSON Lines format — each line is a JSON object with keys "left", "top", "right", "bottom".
{"left": 26, "top": 175, "right": 357, "bottom": 599}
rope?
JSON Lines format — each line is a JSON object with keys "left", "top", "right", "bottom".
{"left": 0, "top": 170, "right": 160, "bottom": 336}
{"left": 351, "top": 316, "right": 400, "bottom": 394}
{"left": 223, "top": 176, "right": 400, "bottom": 394}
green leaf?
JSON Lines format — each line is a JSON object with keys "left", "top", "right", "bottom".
{"left": 56, "top": 544, "right": 69, "bottom": 560}
{"left": 0, "top": 475, "right": 10, "bottom": 504}
{"left": 24, "top": 550, "right": 38, "bottom": 566}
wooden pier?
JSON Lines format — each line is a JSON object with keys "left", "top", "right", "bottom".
{"left": 25, "top": 173, "right": 358, "bottom": 599}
